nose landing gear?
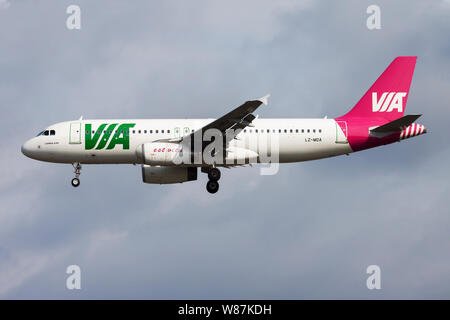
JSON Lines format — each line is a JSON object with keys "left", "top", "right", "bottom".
{"left": 203, "top": 167, "right": 221, "bottom": 194}
{"left": 71, "top": 163, "right": 82, "bottom": 187}
{"left": 71, "top": 178, "right": 80, "bottom": 187}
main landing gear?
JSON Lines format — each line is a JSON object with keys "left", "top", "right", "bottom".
{"left": 204, "top": 167, "right": 221, "bottom": 194}
{"left": 71, "top": 163, "right": 82, "bottom": 187}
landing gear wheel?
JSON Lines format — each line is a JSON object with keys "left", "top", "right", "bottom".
{"left": 208, "top": 168, "right": 221, "bottom": 181}
{"left": 71, "top": 163, "right": 82, "bottom": 188}
{"left": 71, "top": 178, "right": 80, "bottom": 187}
{"left": 206, "top": 180, "right": 219, "bottom": 194}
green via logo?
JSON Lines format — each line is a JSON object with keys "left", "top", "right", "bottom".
{"left": 85, "top": 123, "right": 136, "bottom": 150}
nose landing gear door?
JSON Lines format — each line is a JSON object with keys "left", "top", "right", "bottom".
{"left": 69, "top": 122, "right": 82, "bottom": 144}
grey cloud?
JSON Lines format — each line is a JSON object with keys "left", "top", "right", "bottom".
{"left": 0, "top": 0, "right": 449, "bottom": 299}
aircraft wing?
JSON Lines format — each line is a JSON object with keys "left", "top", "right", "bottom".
{"left": 185, "top": 94, "right": 270, "bottom": 144}
{"left": 151, "top": 94, "right": 270, "bottom": 145}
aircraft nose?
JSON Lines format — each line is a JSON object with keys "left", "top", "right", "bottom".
{"left": 21, "top": 140, "right": 33, "bottom": 157}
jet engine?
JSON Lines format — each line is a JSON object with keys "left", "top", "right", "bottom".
{"left": 141, "top": 165, "right": 197, "bottom": 184}
{"left": 136, "top": 142, "right": 184, "bottom": 166}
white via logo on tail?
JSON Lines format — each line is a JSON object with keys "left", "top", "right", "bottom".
{"left": 372, "top": 92, "right": 407, "bottom": 112}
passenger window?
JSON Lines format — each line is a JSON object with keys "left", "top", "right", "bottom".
{"left": 255, "top": 129, "right": 258, "bottom": 133}
{"left": 313, "top": 129, "right": 316, "bottom": 133}
{"left": 307, "top": 129, "right": 310, "bottom": 133}
{"left": 144, "top": 130, "right": 147, "bottom": 134}
{"left": 132, "top": 130, "right": 135, "bottom": 134}
{"left": 155, "top": 130, "right": 159, "bottom": 133}
{"left": 167, "top": 130, "right": 170, "bottom": 134}
{"left": 278, "top": 129, "right": 281, "bottom": 133}
{"left": 150, "top": 130, "right": 153, "bottom": 134}
{"left": 319, "top": 129, "right": 322, "bottom": 133}
{"left": 244, "top": 129, "right": 247, "bottom": 133}
{"left": 284, "top": 129, "right": 287, "bottom": 133}
{"left": 301, "top": 129, "right": 304, "bottom": 133}
{"left": 162, "top": 130, "right": 165, "bottom": 133}
{"left": 138, "top": 130, "right": 141, "bottom": 134}
{"left": 290, "top": 129, "right": 293, "bottom": 133}
{"left": 296, "top": 129, "right": 298, "bottom": 133}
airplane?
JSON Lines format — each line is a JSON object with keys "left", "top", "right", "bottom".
{"left": 22, "top": 56, "right": 426, "bottom": 194}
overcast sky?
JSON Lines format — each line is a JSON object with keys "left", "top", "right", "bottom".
{"left": 0, "top": 0, "right": 449, "bottom": 299}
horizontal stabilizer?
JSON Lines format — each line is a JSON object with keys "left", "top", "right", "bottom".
{"left": 370, "top": 114, "right": 422, "bottom": 133}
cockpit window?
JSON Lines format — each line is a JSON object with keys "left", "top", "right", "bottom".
{"left": 37, "top": 131, "right": 49, "bottom": 136}
{"left": 37, "top": 130, "right": 54, "bottom": 136}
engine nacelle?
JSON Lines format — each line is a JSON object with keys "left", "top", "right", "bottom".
{"left": 141, "top": 165, "right": 197, "bottom": 184}
{"left": 136, "top": 142, "right": 183, "bottom": 166}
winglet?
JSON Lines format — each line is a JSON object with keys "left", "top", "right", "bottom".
{"left": 79, "top": 115, "right": 83, "bottom": 120}
{"left": 258, "top": 94, "right": 270, "bottom": 105}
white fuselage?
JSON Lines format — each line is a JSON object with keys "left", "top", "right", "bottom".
{"left": 21, "top": 118, "right": 352, "bottom": 165}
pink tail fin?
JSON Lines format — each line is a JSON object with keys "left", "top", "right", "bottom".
{"left": 341, "top": 56, "right": 417, "bottom": 121}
